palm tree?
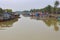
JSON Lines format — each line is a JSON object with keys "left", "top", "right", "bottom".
{"left": 54, "top": 1, "right": 59, "bottom": 14}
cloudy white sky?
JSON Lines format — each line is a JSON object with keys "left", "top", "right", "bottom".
{"left": 0, "top": 0, "right": 60, "bottom": 11}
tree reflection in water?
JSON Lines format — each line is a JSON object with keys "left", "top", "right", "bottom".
{"left": 43, "top": 18, "right": 59, "bottom": 31}
{"left": 0, "top": 18, "right": 19, "bottom": 29}
{"left": 30, "top": 16, "right": 60, "bottom": 31}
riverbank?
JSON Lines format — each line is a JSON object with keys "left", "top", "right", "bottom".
{"left": 0, "top": 12, "right": 20, "bottom": 22}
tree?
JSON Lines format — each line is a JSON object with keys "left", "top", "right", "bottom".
{"left": 44, "top": 5, "right": 52, "bottom": 13}
{"left": 0, "top": 8, "right": 3, "bottom": 13}
{"left": 54, "top": 1, "right": 59, "bottom": 14}
{"left": 54, "top": 1, "right": 59, "bottom": 7}
{"left": 30, "top": 9, "right": 36, "bottom": 12}
{"left": 5, "top": 9, "right": 12, "bottom": 13}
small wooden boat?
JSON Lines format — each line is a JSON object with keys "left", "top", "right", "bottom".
{"left": 57, "top": 16, "right": 60, "bottom": 21}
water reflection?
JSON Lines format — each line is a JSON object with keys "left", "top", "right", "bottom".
{"left": 0, "top": 18, "right": 19, "bottom": 29}
{"left": 1, "top": 14, "right": 60, "bottom": 31}
{"left": 30, "top": 16, "right": 60, "bottom": 31}
{"left": 0, "top": 15, "right": 60, "bottom": 40}
{"left": 43, "top": 18, "right": 59, "bottom": 31}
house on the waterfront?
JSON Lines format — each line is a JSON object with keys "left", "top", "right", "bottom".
{"left": 0, "top": 13, "right": 11, "bottom": 21}
{"left": 57, "top": 11, "right": 60, "bottom": 14}
{"left": 3, "top": 12, "right": 11, "bottom": 20}
{"left": 11, "top": 12, "right": 20, "bottom": 18}
{"left": 0, "top": 12, "right": 20, "bottom": 21}
{"left": 12, "top": 12, "right": 20, "bottom": 16}
{"left": 0, "top": 12, "right": 14, "bottom": 21}
{"left": 29, "top": 11, "right": 49, "bottom": 18}
{"left": 30, "top": 12, "right": 36, "bottom": 16}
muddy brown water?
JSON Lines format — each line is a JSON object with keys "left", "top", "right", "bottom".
{"left": 0, "top": 15, "right": 60, "bottom": 40}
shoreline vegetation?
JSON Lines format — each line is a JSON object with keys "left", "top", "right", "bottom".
{"left": 0, "top": 1, "right": 60, "bottom": 22}
{"left": 22, "top": 1, "right": 60, "bottom": 18}
{"left": 0, "top": 8, "right": 20, "bottom": 22}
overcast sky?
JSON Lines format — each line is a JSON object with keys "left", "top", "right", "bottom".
{"left": 0, "top": 0, "right": 60, "bottom": 11}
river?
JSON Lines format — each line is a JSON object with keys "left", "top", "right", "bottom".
{"left": 0, "top": 15, "right": 60, "bottom": 40}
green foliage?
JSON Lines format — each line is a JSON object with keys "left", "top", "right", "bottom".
{"left": 54, "top": 1, "right": 59, "bottom": 13}
{"left": 44, "top": 5, "right": 52, "bottom": 13}
{"left": 30, "top": 1, "right": 60, "bottom": 14}
{"left": 30, "top": 5, "right": 52, "bottom": 13}
{"left": 30, "top": 9, "right": 41, "bottom": 12}
{"left": 58, "top": 8, "right": 60, "bottom": 11}
{"left": 0, "top": 8, "right": 4, "bottom": 13}
{"left": 5, "top": 9, "right": 12, "bottom": 13}
{"left": 0, "top": 8, "right": 13, "bottom": 14}
{"left": 54, "top": 1, "right": 59, "bottom": 7}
